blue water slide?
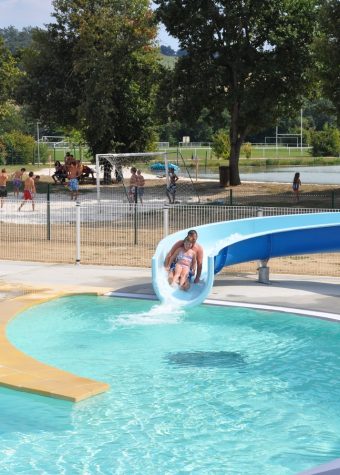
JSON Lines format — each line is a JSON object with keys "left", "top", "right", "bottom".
{"left": 152, "top": 212, "right": 340, "bottom": 308}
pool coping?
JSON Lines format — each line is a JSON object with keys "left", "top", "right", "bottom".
{"left": 108, "top": 291, "right": 340, "bottom": 323}
{"left": 0, "top": 287, "right": 110, "bottom": 403}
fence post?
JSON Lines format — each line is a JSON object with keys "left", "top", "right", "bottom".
{"left": 163, "top": 205, "right": 169, "bottom": 237}
{"left": 229, "top": 189, "right": 233, "bottom": 205}
{"left": 75, "top": 201, "right": 81, "bottom": 265}
{"left": 47, "top": 184, "right": 51, "bottom": 240}
{"left": 331, "top": 190, "right": 335, "bottom": 209}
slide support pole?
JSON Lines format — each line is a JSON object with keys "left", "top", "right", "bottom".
{"left": 258, "top": 259, "right": 270, "bottom": 284}
{"left": 256, "top": 209, "right": 270, "bottom": 283}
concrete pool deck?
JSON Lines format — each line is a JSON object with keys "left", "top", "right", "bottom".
{"left": 1, "top": 260, "right": 340, "bottom": 403}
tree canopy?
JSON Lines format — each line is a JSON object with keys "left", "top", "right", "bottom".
{"left": 0, "top": 37, "right": 21, "bottom": 118}
{"left": 314, "top": 0, "right": 340, "bottom": 126}
{"left": 18, "top": 0, "right": 161, "bottom": 155}
{"left": 0, "top": 26, "right": 33, "bottom": 54}
{"left": 155, "top": 0, "right": 319, "bottom": 185}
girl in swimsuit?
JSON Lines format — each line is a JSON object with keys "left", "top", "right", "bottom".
{"left": 167, "top": 238, "right": 197, "bottom": 289}
{"left": 292, "top": 172, "right": 301, "bottom": 202}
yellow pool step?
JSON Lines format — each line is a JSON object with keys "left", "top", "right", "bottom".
{"left": 0, "top": 291, "right": 109, "bottom": 402}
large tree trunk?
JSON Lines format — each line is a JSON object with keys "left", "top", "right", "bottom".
{"left": 229, "top": 140, "right": 242, "bottom": 186}
{"left": 229, "top": 101, "right": 243, "bottom": 186}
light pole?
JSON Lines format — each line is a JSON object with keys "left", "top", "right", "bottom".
{"left": 300, "top": 108, "right": 303, "bottom": 154}
{"left": 36, "top": 121, "right": 40, "bottom": 165}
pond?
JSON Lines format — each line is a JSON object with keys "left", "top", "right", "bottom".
{"left": 198, "top": 165, "right": 340, "bottom": 185}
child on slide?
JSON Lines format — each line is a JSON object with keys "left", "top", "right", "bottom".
{"left": 166, "top": 238, "right": 197, "bottom": 290}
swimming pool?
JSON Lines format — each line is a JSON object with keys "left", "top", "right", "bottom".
{"left": 3, "top": 295, "right": 340, "bottom": 474}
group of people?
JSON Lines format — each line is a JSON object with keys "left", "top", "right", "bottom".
{"left": 0, "top": 167, "right": 40, "bottom": 211}
{"left": 128, "top": 165, "right": 179, "bottom": 204}
{"left": 164, "top": 229, "right": 203, "bottom": 291}
{"left": 129, "top": 167, "right": 145, "bottom": 204}
{"left": 52, "top": 153, "right": 96, "bottom": 201}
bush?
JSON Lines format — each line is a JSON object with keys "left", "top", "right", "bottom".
{"left": 242, "top": 142, "right": 252, "bottom": 158}
{"left": 212, "top": 129, "right": 230, "bottom": 160}
{"left": 0, "top": 130, "right": 35, "bottom": 164}
{"left": 310, "top": 126, "right": 340, "bottom": 157}
{"left": 0, "top": 139, "right": 6, "bottom": 165}
{"left": 33, "top": 142, "right": 49, "bottom": 165}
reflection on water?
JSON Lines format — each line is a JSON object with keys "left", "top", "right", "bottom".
{"left": 198, "top": 165, "right": 340, "bottom": 185}
{"left": 166, "top": 351, "right": 246, "bottom": 368}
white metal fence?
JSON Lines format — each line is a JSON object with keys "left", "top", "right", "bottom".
{"left": 1, "top": 199, "right": 339, "bottom": 276}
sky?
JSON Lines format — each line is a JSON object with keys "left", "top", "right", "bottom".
{"left": 0, "top": 0, "right": 179, "bottom": 49}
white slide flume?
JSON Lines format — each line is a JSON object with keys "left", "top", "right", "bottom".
{"left": 152, "top": 212, "right": 340, "bottom": 308}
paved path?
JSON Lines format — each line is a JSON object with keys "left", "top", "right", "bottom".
{"left": 1, "top": 260, "right": 340, "bottom": 317}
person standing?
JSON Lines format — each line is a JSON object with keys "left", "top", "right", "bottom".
{"left": 68, "top": 160, "right": 80, "bottom": 201}
{"left": 0, "top": 168, "right": 8, "bottom": 208}
{"left": 292, "top": 172, "right": 301, "bottom": 202}
{"left": 12, "top": 167, "right": 26, "bottom": 197}
{"left": 129, "top": 167, "right": 138, "bottom": 203}
{"left": 166, "top": 167, "right": 179, "bottom": 204}
{"left": 136, "top": 169, "right": 145, "bottom": 204}
{"left": 18, "top": 171, "right": 36, "bottom": 211}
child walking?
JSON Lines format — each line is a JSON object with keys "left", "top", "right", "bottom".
{"left": 292, "top": 172, "right": 301, "bottom": 202}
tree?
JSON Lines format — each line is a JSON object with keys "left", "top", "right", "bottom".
{"left": 0, "top": 131, "right": 35, "bottom": 164}
{"left": 0, "top": 101, "right": 27, "bottom": 134}
{"left": 0, "top": 27, "right": 33, "bottom": 54}
{"left": 0, "top": 37, "right": 20, "bottom": 116}
{"left": 310, "top": 125, "right": 340, "bottom": 157}
{"left": 160, "top": 45, "right": 176, "bottom": 56}
{"left": 314, "top": 0, "right": 340, "bottom": 125}
{"left": 155, "top": 0, "right": 318, "bottom": 185}
{"left": 19, "top": 0, "right": 161, "bottom": 156}
{"left": 212, "top": 129, "right": 230, "bottom": 160}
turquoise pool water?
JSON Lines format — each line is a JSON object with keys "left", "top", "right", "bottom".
{"left": 3, "top": 295, "right": 340, "bottom": 474}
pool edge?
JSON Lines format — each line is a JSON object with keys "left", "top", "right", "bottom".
{"left": 0, "top": 288, "right": 110, "bottom": 403}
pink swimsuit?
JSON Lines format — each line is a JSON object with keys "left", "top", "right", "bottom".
{"left": 177, "top": 252, "right": 193, "bottom": 269}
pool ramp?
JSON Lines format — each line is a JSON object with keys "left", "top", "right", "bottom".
{"left": 0, "top": 291, "right": 109, "bottom": 402}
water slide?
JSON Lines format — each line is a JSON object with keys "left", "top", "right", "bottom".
{"left": 152, "top": 212, "right": 340, "bottom": 308}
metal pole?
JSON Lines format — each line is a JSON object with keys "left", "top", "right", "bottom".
{"left": 165, "top": 152, "right": 169, "bottom": 187}
{"left": 134, "top": 187, "right": 138, "bottom": 245}
{"left": 75, "top": 201, "right": 81, "bottom": 265}
{"left": 47, "top": 184, "right": 51, "bottom": 240}
{"left": 95, "top": 154, "right": 101, "bottom": 203}
{"left": 36, "top": 121, "right": 40, "bottom": 165}
{"left": 300, "top": 108, "right": 303, "bottom": 154}
{"left": 275, "top": 125, "right": 278, "bottom": 158}
{"left": 163, "top": 205, "right": 169, "bottom": 237}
